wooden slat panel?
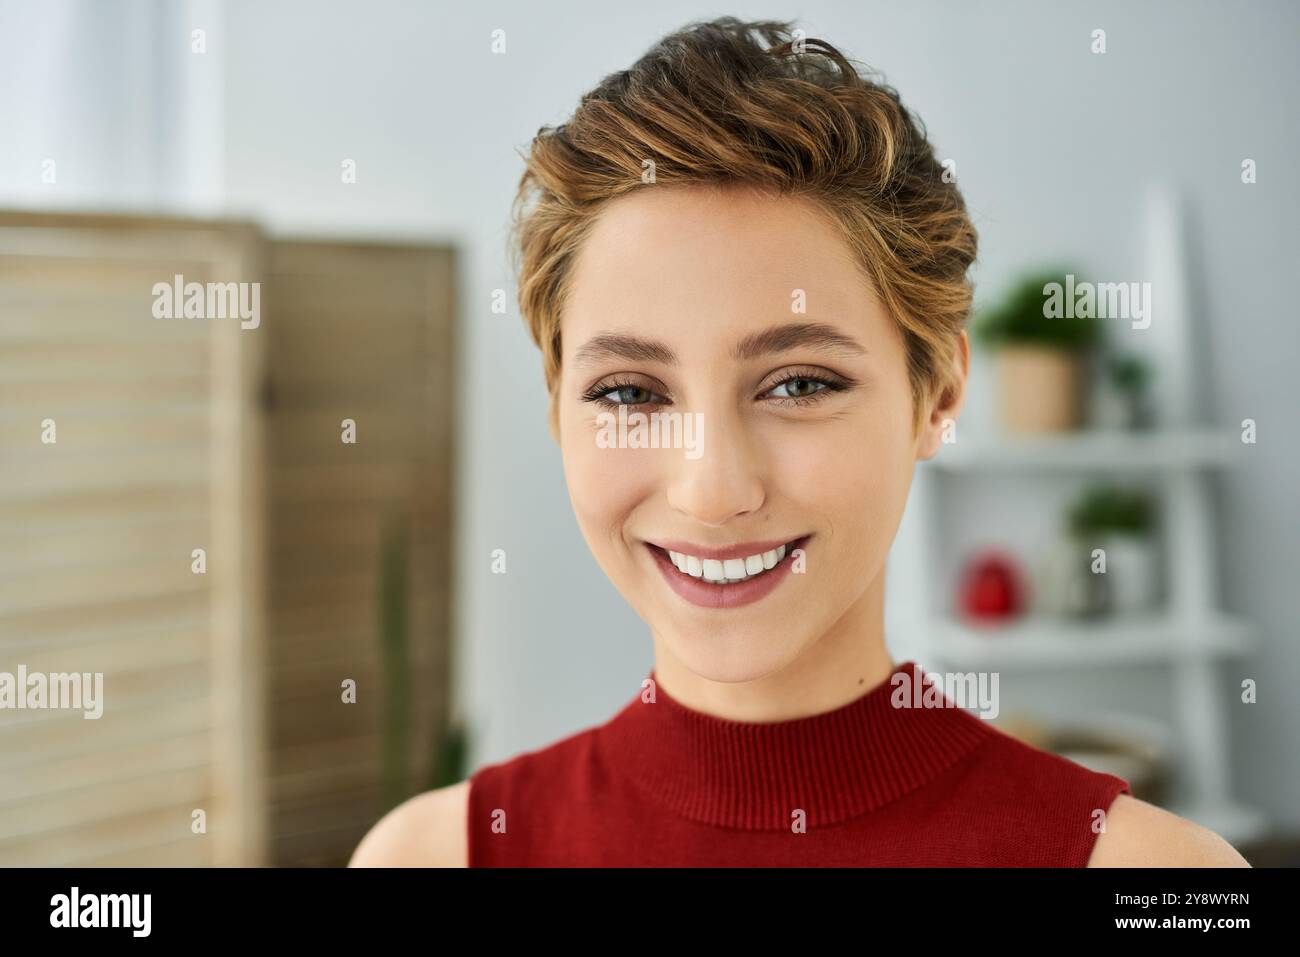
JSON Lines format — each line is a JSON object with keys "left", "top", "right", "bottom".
{"left": 268, "top": 650, "right": 442, "bottom": 706}
{"left": 263, "top": 240, "right": 455, "bottom": 865}
{"left": 271, "top": 616, "right": 440, "bottom": 669}
{"left": 0, "top": 488, "right": 209, "bottom": 538}
{"left": 4, "top": 448, "right": 209, "bottom": 499}
{"left": 0, "top": 379, "right": 208, "bottom": 413}
{"left": 268, "top": 778, "right": 431, "bottom": 867}
{"left": 82, "top": 836, "right": 208, "bottom": 867}
{"left": 0, "top": 765, "right": 212, "bottom": 844}
{"left": 268, "top": 592, "right": 437, "bottom": 638}
{"left": 0, "top": 212, "right": 266, "bottom": 867}
{"left": 0, "top": 520, "right": 211, "bottom": 580}
{"left": 0, "top": 405, "right": 209, "bottom": 454}
{"left": 0, "top": 218, "right": 455, "bottom": 867}
{"left": 0, "top": 589, "right": 208, "bottom": 643}
{"left": 0, "top": 557, "right": 208, "bottom": 618}
{"left": 271, "top": 695, "right": 443, "bottom": 752}
{"left": 0, "top": 696, "right": 211, "bottom": 770}
{"left": 4, "top": 730, "right": 212, "bottom": 803}
{"left": 1, "top": 620, "right": 208, "bottom": 679}
{"left": 0, "top": 341, "right": 211, "bottom": 379}
{"left": 0, "top": 799, "right": 213, "bottom": 867}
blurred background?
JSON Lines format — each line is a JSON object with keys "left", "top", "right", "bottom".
{"left": 1, "top": 0, "right": 1297, "bottom": 866}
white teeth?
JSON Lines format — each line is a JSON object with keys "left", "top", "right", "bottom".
{"left": 662, "top": 541, "right": 798, "bottom": 584}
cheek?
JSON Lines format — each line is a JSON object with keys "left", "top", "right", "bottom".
{"left": 773, "top": 404, "right": 915, "bottom": 550}
{"left": 560, "top": 413, "right": 656, "bottom": 540}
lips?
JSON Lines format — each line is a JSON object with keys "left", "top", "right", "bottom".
{"left": 644, "top": 535, "right": 809, "bottom": 609}
{"left": 664, "top": 542, "right": 790, "bottom": 584}
{"left": 648, "top": 537, "right": 799, "bottom": 561}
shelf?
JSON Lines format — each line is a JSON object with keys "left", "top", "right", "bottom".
{"left": 927, "top": 428, "right": 1242, "bottom": 472}
{"left": 932, "top": 614, "right": 1252, "bottom": 666}
{"left": 912, "top": 416, "right": 1264, "bottom": 844}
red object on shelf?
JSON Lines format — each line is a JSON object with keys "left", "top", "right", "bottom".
{"left": 958, "top": 550, "right": 1025, "bottom": 622}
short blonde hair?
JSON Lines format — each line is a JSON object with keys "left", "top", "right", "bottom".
{"left": 509, "top": 17, "right": 978, "bottom": 439}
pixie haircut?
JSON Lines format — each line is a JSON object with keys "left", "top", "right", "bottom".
{"left": 509, "top": 17, "right": 978, "bottom": 439}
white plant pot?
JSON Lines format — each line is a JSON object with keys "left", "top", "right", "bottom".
{"left": 1035, "top": 534, "right": 1109, "bottom": 619}
{"left": 1096, "top": 533, "right": 1160, "bottom": 614}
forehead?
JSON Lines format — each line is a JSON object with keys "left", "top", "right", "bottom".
{"left": 563, "top": 184, "right": 880, "bottom": 350}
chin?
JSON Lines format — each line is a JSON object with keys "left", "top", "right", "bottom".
{"left": 651, "top": 609, "right": 822, "bottom": 684}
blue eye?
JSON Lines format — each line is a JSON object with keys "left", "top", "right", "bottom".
{"left": 759, "top": 371, "right": 842, "bottom": 405}
{"left": 582, "top": 381, "right": 668, "bottom": 408}
{"left": 767, "top": 377, "right": 828, "bottom": 400}
{"left": 581, "top": 371, "right": 849, "bottom": 410}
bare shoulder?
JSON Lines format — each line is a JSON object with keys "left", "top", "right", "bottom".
{"left": 348, "top": 779, "right": 471, "bottom": 867}
{"left": 1087, "top": 794, "right": 1251, "bottom": 867}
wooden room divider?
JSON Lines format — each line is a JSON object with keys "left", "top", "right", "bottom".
{"left": 0, "top": 213, "right": 457, "bottom": 867}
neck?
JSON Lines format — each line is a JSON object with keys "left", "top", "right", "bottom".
{"left": 648, "top": 569, "right": 895, "bottom": 723}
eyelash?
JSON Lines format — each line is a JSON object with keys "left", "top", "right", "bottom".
{"left": 580, "top": 371, "right": 849, "bottom": 410}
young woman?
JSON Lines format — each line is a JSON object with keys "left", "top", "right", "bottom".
{"left": 352, "top": 17, "right": 1248, "bottom": 868}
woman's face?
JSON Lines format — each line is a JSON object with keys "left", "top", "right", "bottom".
{"left": 558, "top": 183, "right": 959, "bottom": 683}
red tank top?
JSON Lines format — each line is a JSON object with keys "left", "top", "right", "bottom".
{"left": 467, "top": 660, "right": 1130, "bottom": 866}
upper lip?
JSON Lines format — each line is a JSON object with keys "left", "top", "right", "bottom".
{"left": 646, "top": 536, "right": 807, "bottom": 560}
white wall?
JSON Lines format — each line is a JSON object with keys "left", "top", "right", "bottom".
{"left": 3, "top": 0, "right": 1297, "bottom": 828}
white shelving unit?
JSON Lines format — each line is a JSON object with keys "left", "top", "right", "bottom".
{"left": 905, "top": 428, "right": 1267, "bottom": 847}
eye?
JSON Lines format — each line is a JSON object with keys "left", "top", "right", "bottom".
{"left": 767, "top": 376, "right": 828, "bottom": 400}
{"left": 761, "top": 369, "right": 850, "bottom": 406}
{"left": 581, "top": 380, "right": 669, "bottom": 409}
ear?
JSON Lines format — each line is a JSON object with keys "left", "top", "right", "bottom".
{"left": 915, "top": 330, "right": 969, "bottom": 460}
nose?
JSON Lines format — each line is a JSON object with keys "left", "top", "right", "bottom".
{"left": 664, "top": 405, "right": 766, "bottom": 526}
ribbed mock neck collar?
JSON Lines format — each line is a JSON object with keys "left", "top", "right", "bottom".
{"left": 596, "top": 660, "right": 995, "bottom": 831}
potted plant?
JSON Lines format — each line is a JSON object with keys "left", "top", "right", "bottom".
{"left": 379, "top": 513, "right": 412, "bottom": 815}
{"left": 1091, "top": 353, "right": 1154, "bottom": 430}
{"left": 972, "top": 269, "right": 1101, "bottom": 433}
{"left": 1065, "top": 484, "right": 1160, "bottom": 615}
{"left": 379, "top": 509, "right": 472, "bottom": 813}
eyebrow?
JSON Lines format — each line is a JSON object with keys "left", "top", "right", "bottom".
{"left": 572, "top": 322, "right": 866, "bottom": 368}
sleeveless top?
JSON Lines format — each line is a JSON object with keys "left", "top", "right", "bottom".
{"left": 467, "top": 660, "right": 1131, "bottom": 866}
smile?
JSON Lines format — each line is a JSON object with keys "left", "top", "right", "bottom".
{"left": 666, "top": 543, "right": 790, "bottom": 584}
{"left": 644, "top": 535, "right": 810, "bottom": 609}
